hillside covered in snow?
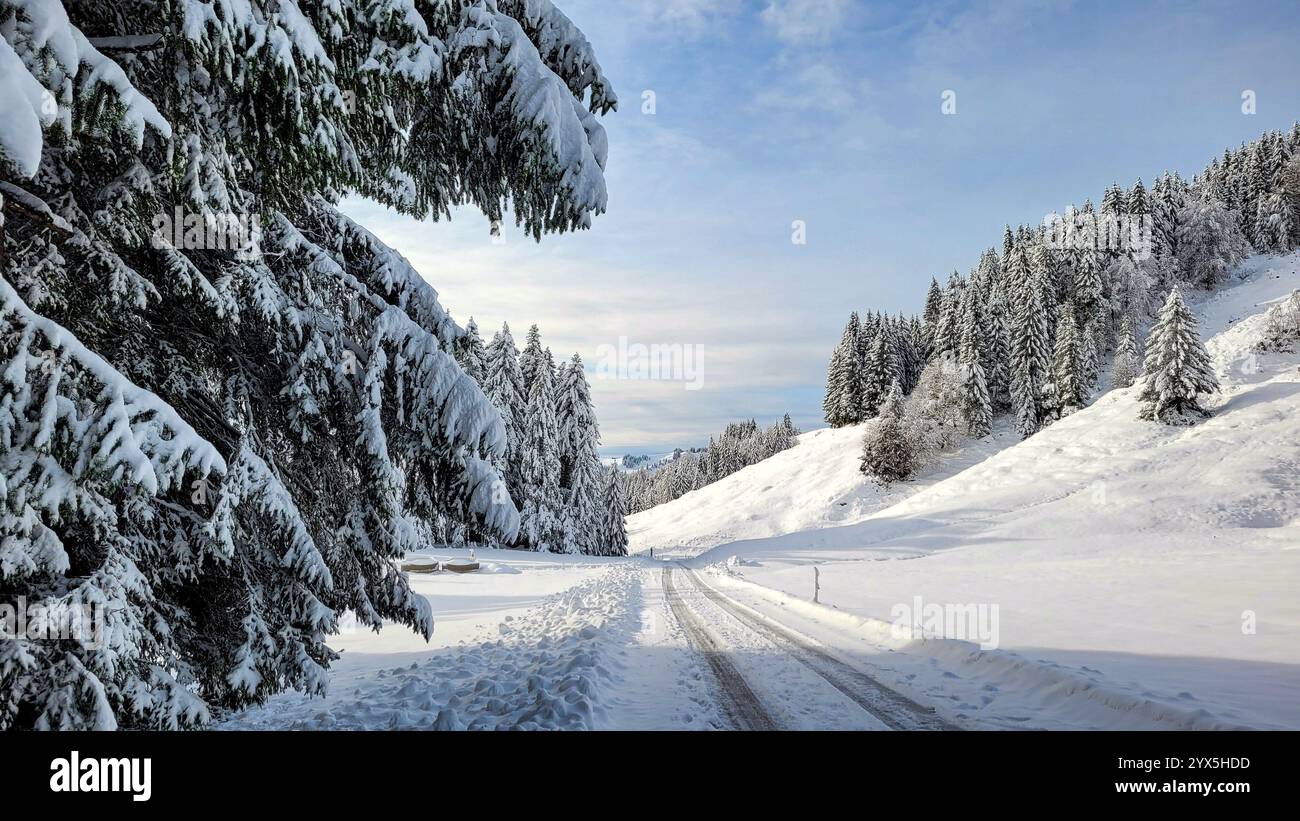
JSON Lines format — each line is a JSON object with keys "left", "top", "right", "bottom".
{"left": 629, "top": 253, "right": 1300, "bottom": 730}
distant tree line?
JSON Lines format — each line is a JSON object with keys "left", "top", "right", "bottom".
{"left": 620, "top": 416, "right": 801, "bottom": 513}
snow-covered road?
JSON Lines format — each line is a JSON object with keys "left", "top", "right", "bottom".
{"left": 221, "top": 554, "right": 971, "bottom": 730}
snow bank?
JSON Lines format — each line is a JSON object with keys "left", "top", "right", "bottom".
{"left": 222, "top": 564, "right": 638, "bottom": 730}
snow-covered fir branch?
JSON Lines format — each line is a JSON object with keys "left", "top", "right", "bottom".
{"left": 0, "top": 0, "right": 619, "bottom": 729}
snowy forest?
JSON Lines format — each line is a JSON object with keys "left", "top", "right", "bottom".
{"left": 0, "top": 0, "right": 622, "bottom": 729}
{"left": 827, "top": 126, "right": 1300, "bottom": 482}
{"left": 619, "top": 415, "right": 800, "bottom": 514}
{"left": 460, "top": 320, "right": 628, "bottom": 557}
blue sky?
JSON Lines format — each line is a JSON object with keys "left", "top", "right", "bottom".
{"left": 346, "top": 0, "right": 1300, "bottom": 454}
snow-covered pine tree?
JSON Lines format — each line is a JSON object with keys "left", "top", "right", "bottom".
{"left": 931, "top": 273, "right": 963, "bottom": 360}
{"left": 1176, "top": 195, "right": 1250, "bottom": 289}
{"left": 975, "top": 248, "right": 1001, "bottom": 293}
{"left": 598, "top": 467, "right": 629, "bottom": 557}
{"left": 484, "top": 322, "right": 528, "bottom": 502}
{"left": 958, "top": 288, "right": 992, "bottom": 437}
{"left": 1241, "top": 144, "right": 1268, "bottom": 241}
{"left": 823, "top": 343, "right": 848, "bottom": 427}
{"left": 1112, "top": 320, "right": 1142, "bottom": 388}
{"left": 1150, "top": 173, "right": 1182, "bottom": 259}
{"left": 986, "top": 281, "right": 1014, "bottom": 412}
{"left": 1011, "top": 257, "right": 1051, "bottom": 437}
{"left": 1080, "top": 316, "right": 1100, "bottom": 391}
{"left": 824, "top": 315, "right": 861, "bottom": 427}
{"left": 859, "top": 380, "right": 914, "bottom": 485}
{"left": 1101, "top": 183, "right": 1126, "bottom": 216}
{"left": 1003, "top": 242, "right": 1030, "bottom": 299}
{"left": 0, "top": 0, "right": 615, "bottom": 728}
{"left": 1028, "top": 241, "right": 1060, "bottom": 350}
{"left": 1139, "top": 287, "right": 1220, "bottom": 423}
{"left": 556, "top": 353, "right": 603, "bottom": 554}
{"left": 906, "top": 315, "right": 928, "bottom": 392}
{"left": 860, "top": 328, "right": 895, "bottom": 419}
{"left": 518, "top": 324, "right": 547, "bottom": 399}
{"left": 1128, "top": 179, "right": 1149, "bottom": 220}
{"left": 1281, "top": 153, "right": 1300, "bottom": 249}
{"left": 1051, "top": 309, "right": 1085, "bottom": 415}
{"left": 458, "top": 318, "right": 488, "bottom": 383}
{"left": 1254, "top": 192, "right": 1291, "bottom": 252}
{"left": 519, "top": 362, "right": 564, "bottom": 551}
{"left": 922, "top": 277, "right": 944, "bottom": 357}
{"left": 842, "top": 311, "right": 864, "bottom": 423}
{"left": 1073, "top": 248, "right": 1103, "bottom": 332}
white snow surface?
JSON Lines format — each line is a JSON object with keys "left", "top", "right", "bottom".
{"left": 223, "top": 549, "right": 639, "bottom": 730}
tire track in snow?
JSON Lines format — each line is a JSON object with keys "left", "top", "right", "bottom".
{"left": 661, "top": 567, "right": 778, "bottom": 731}
{"left": 682, "top": 566, "right": 956, "bottom": 731}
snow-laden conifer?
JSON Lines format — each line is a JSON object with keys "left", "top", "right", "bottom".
{"left": 0, "top": 0, "right": 615, "bottom": 728}
{"left": 1139, "top": 287, "right": 1219, "bottom": 423}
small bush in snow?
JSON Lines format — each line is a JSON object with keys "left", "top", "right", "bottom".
{"left": 860, "top": 381, "right": 916, "bottom": 484}
{"left": 905, "top": 357, "right": 967, "bottom": 461}
{"left": 1256, "top": 290, "right": 1300, "bottom": 353}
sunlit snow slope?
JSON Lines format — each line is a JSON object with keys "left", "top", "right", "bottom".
{"left": 631, "top": 253, "right": 1300, "bottom": 730}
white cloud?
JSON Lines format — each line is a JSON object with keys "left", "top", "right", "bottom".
{"left": 653, "top": 0, "right": 744, "bottom": 31}
{"left": 760, "top": 0, "right": 851, "bottom": 44}
{"left": 754, "top": 61, "right": 864, "bottom": 113}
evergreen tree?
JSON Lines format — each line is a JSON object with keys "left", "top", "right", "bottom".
{"left": 458, "top": 318, "right": 488, "bottom": 383}
{"left": 518, "top": 324, "right": 547, "bottom": 399}
{"left": 1176, "top": 196, "right": 1251, "bottom": 289}
{"left": 986, "top": 282, "right": 1014, "bottom": 412}
{"left": 1241, "top": 143, "right": 1268, "bottom": 241}
{"left": 1011, "top": 260, "right": 1051, "bottom": 437}
{"left": 1150, "top": 172, "right": 1182, "bottom": 259}
{"left": 1073, "top": 250, "right": 1103, "bottom": 329}
{"left": 485, "top": 323, "right": 528, "bottom": 500}
{"left": 860, "top": 328, "right": 895, "bottom": 418}
{"left": 1112, "top": 321, "right": 1142, "bottom": 389}
{"left": 932, "top": 274, "right": 963, "bottom": 360}
{"left": 824, "top": 315, "right": 861, "bottom": 427}
{"left": 519, "top": 364, "right": 564, "bottom": 551}
{"left": 958, "top": 289, "right": 993, "bottom": 436}
{"left": 1051, "top": 310, "right": 1086, "bottom": 414}
{"left": 823, "top": 344, "right": 849, "bottom": 427}
{"left": 556, "top": 354, "right": 603, "bottom": 554}
{"left": 1127, "top": 179, "right": 1150, "bottom": 218}
{"left": 1254, "top": 192, "right": 1291, "bottom": 251}
{"left": 859, "top": 381, "right": 915, "bottom": 484}
{"left": 923, "top": 277, "right": 944, "bottom": 356}
{"left": 598, "top": 469, "right": 629, "bottom": 557}
{"left": 1003, "top": 242, "right": 1031, "bottom": 298}
{"left": 1139, "top": 287, "right": 1220, "bottom": 423}
{"left": 1101, "top": 183, "right": 1126, "bottom": 215}
{"left": 1080, "top": 316, "right": 1100, "bottom": 391}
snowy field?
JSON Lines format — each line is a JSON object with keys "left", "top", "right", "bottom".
{"left": 631, "top": 252, "right": 1300, "bottom": 730}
